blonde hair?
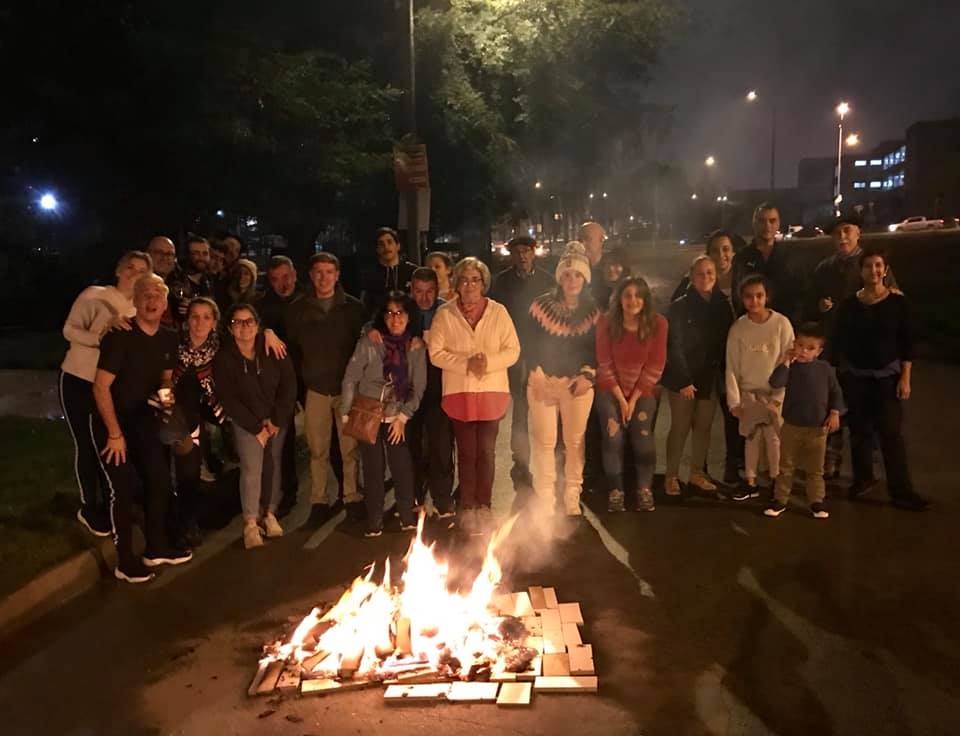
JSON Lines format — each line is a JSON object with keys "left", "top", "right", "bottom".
{"left": 452, "top": 257, "right": 492, "bottom": 294}
{"left": 134, "top": 272, "right": 169, "bottom": 297}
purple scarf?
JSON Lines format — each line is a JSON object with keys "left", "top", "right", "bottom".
{"left": 382, "top": 333, "right": 411, "bottom": 402}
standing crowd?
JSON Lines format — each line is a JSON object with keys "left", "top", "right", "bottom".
{"left": 58, "top": 208, "right": 929, "bottom": 584}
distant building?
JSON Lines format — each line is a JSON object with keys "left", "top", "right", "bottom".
{"left": 796, "top": 117, "right": 960, "bottom": 227}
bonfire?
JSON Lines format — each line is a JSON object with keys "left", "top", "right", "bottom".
{"left": 249, "top": 514, "right": 597, "bottom": 706}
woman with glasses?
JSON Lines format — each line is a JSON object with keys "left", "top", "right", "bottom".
{"left": 429, "top": 257, "right": 520, "bottom": 534}
{"left": 341, "top": 292, "right": 426, "bottom": 537}
{"left": 214, "top": 303, "right": 297, "bottom": 549}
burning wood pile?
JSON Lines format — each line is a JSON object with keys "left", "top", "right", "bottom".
{"left": 249, "top": 516, "right": 597, "bottom": 707}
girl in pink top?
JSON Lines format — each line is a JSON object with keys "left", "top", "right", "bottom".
{"left": 594, "top": 277, "right": 668, "bottom": 512}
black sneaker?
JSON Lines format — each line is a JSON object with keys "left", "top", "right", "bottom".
{"left": 891, "top": 493, "right": 930, "bottom": 512}
{"left": 143, "top": 546, "right": 193, "bottom": 567}
{"left": 77, "top": 507, "right": 112, "bottom": 537}
{"left": 607, "top": 489, "right": 626, "bottom": 513}
{"left": 364, "top": 528, "right": 383, "bottom": 538}
{"left": 847, "top": 479, "right": 879, "bottom": 500}
{"left": 731, "top": 483, "right": 760, "bottom": 502}
{"left": 764, "top": 502, "right": 787, "bottom": 517}
{"left": 435, "top": 509, "right": 456, "bottom": 520}
{"left": 400, "top": 523, "right": 417, "bottom": 532}
{"left": 810, "top": 502, "right": 830, "bottom": 519}
{"left": 115, "top": 560, "right": 155, "bottom": 584}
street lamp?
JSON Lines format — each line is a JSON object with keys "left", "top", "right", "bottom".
{"left": 704, "top": 155, "right": 716, "bottom": 167}
{"left": 534, "top": 180, "right": 542, "bottom": 190}
{"left": 691, "top": 193, "right": 698, "bottom": 200}
{"left": 846, "top": 132, "right": 861, "bottom": 147}
{"left": 745, "top": 88, "right": 777, "bottom": 192}
{"left": 834, "top": 101, "right": 851, "bottom": 216}
{"left": 746, "top": 89, "right": 758, "bottom": 102}
{"left": 39, "top": 192, "right": 58, "bottom": 212}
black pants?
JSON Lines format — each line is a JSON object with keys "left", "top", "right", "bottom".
{"left": 174, "top": 440, "right": 202, "bottom": 531}
{"left": 360, "top": 424, "right": 416, "bottom": 531}
{"left": 840, "top": 373, "right": 914, "bottom": 498}
{"left": 280, "top": 415, "right": 298, "bottom": 504}
{"left": 94, "top": 412, "right": 174, "bottom": 566}
{"left": 59, "top": 371, "right": 108, "bottom": 512}
{"left": 718, "top": 386, "right": 745, "bottom": 472}
{"left": 408, "top": 400, "right": 455, "bottom": 512}
{"left": 507, "top": 362, "right": 530, "bottom": 471}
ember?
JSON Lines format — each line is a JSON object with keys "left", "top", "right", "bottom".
{"left": 249, "top": 514, "right": 598, "bottom": 705}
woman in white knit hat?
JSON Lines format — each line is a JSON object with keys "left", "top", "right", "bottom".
{"left": 524, "top": 241, "right": 600, "bottom": 515}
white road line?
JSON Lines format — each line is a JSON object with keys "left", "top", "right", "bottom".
{"left": 581, "top": 504, "right": 655, "bottom": 598}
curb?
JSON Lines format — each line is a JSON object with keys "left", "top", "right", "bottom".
{"left": 0, "top": 537, "right": 116, "bottom": 640}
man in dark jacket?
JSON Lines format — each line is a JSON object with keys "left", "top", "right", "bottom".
{"left": 256, "top": 255, "right": 305, "bottom": 514}
{"left": 490, "top": 235, "right": 554, "bottom": 486}
{"left": 286, "top": 253, "right": 364, "bottom": 522}
{"left": 360, "top": 227, "right": 418, "bottom": 319}
{"left": 731, "top": 203, "right": 801, "bottom": 322}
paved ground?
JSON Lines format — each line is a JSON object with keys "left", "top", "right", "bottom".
{"left": 2, "top": 253, "right": 959, "bottom": 735}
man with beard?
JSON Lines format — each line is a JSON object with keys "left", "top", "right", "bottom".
{"left": 168, "top": 234, "right": 214, "bottom": 325}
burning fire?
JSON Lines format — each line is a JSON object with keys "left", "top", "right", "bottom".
{"left": 259, "top": 513, "right": 534, "bottom": 684}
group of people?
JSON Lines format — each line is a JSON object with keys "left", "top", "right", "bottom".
{"left": 58, "top": 207, "right": 928, "bottom": 584}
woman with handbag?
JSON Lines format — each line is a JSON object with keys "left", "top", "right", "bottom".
{"left": 428, "top": 258, "right": 520, "bottom": 534}
{"left": 213, "top": 303, "right": 298, "bottom": 549}
{"left": 341, "top": 292, "right": 427, "bottom": 537}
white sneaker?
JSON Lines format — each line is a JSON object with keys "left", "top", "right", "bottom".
{"left": 243, "top": 523, "right": 264, "bottom": 549}
{"left": 262, "top": 513, "right": 283, "bottom": 538}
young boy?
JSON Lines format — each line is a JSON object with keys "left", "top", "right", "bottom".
{"left": 764, "top": 322, "right": 844, "bottom": 519}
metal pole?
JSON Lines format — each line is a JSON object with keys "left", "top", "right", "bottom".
{"left": 834, "top": 112, "right": 844, "bottom": 217}
{"left": 769, "top": 104, "right": 777, "bottom": 193}
{"left": 404, "top": 0, "right": 422, "bottom": 264}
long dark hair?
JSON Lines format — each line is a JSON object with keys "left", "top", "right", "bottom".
{"left": 608, "top": 277, "right": 657, "bottom": 342}
{"left": 373, "top": 290, "right": 418, "bottom": 338}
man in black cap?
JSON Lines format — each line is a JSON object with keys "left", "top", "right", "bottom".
{"left": 490, "top": 235, "right": 554, "bottom": 487}
{"left": 808, "top": 212, "right": 898, "bottom": 477}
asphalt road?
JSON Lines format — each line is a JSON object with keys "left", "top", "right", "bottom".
{"left": 2, "top": 251, "right": 959, "bottom": 735}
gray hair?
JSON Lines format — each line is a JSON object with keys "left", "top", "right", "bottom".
{"left": 452, "top": 257, "right": 492, "bottom": 295}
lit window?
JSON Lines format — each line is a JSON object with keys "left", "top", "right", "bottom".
{"left": 854, "top": 160, "right": 867, "bottom": 167}
{"left": 870, "top": 159, "right": 882, "bottom": 166}
{"left": 870, "top": 181, "right": 883, "bottom": 189}
{"left": 853, "top": 181, "right": 866, "bottom": 189}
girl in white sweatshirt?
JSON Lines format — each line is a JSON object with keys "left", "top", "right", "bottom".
{"left": 725, "top": 274, "right": 795, "bottom": 498}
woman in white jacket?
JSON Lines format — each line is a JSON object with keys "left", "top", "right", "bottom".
{"left": 60, "top": 251, "right": 152, "bottom": 536}
{"left": 428, "top": 257, "right": 520, "bottom": 534}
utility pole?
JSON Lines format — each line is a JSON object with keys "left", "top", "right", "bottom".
{"left": 403, "top": 0, "right": 422, "bottom": 264}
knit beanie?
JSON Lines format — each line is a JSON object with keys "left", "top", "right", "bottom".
{"left": 236, "top": 258, "right": 258, "bottom": 285}
{"left": 555, "top": 241, "right": 592, "bottom": 284}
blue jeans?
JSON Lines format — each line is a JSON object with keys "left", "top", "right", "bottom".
{"left": 595, "top": 390, "right": 657, "bottom": 493}
{"left": 234, "top": 423, "right": 287, "bottom": 519}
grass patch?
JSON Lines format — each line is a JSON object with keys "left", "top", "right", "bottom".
{"left": 0, "top": 331, "right": 66, "bottom": 370}
{"left": 0, "top": 416, "right": 96, "bottom": 597}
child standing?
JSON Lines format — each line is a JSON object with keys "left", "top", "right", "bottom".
{"left": 725, "top": 275, "right": 795, "bottom": 501}
{"left": 764, "top": 323, "right": 844, "bottom": 519}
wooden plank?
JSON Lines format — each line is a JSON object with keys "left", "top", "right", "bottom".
{"left": 384, "top": 683, "right": 451, "bottom": 702}
{"left": 542, "top": 628, "right": 565, "bottom": 654}
{"left": 447, "top": 682, "right": 500, "bottom": 703}
{"left": 558, "top": 602, "right": 584, "bottom": 625}
{"left": 512, "top": 592, "right": 534, "bottom": 617}
{"left": 568, "top": 645, "right": 595, "bottom": 676}
{"left": 562, "top": 622, "right": 582, "bottom": 647}
{"left": 491, "top": 670, "right": 518, "bottom": 682}
{"left": 395, "top": 618, "right": 412, "bottom": 655}
{"left": 523, "top": 616, "right": 543, "bottom": 636}
{"left": 534, "top": 676, "right": 598, "bottom": 693}
{"left": 301, "top": 678, "right": 342, "bottom": 696}
{"left": 252, "top": 660, "right": 284, "bottom": 696}
{"left": 539, "top": 609, "right": 561, "bottom": 630}
{"left": 497, "top": 681, "right": 532, "bottom": 707}
{"left": 276, "top": 664, "right": 302, "bottom": 692}
{"left": 528, "top": 586, "right": 547, "bottom": 610}
{"left": 526, "top": 636, "right": 544, "bottom": 653}
{"left": 247, "top": 660, "right": 271, "bottom": 697}
{"left": 543, "top": 587, "right": 559, "bottom": 609}
{"left": 542, "top": 652, "right": 570, "bottom": 677}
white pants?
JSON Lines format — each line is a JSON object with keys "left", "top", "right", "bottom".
{"left": 527, "top": 372, "right": 594, "bottom": 514}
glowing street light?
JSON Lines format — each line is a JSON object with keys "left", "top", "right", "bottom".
{"left": 746, "top": 89, "right": 758, "bottom": 102}
{"left": 846, "top": 132, "right": 861, "bottom": 147}
{"left": 39, "top": 193, "right": 58, "bottom": 212}
{"left": 836, "top": 101, "right": 850, "bottom": 118}
{"left": 834, "top": 101, "right": 852, "bottom": 215}
{"left": 588, "top": 192, "right": 595, "bottom": 199}
{"left": 705, "top": 155, "right": 716, "bottom": 167}
{"left": 691, "top": 193, "right": 698, "bottom": 200}
{"left": 534, "top": 180, "right": 542, "bottom": 190}
{"left": 602, "top": 192, "right": 608, "bottom": 198}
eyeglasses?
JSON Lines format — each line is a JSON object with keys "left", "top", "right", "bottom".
{"left": 459, "top": 276, "right": 483, "bottom": 286}
{"left": 230, "top": 318, "right": 257, "bottom": 328}
{"left": 385, "top": 310, "right": 407, "bottom": 318}
{"left": 150, "top": 251, "right": 176, "bottom": 259}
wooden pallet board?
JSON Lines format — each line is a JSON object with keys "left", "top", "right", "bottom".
{"left": 538, "top": 608, "right": 562, "bottom": 630}
{"left": 542, "top": 628, "right": 566, "bottom": 654}
{"left": 497, "top": 682, "right": 533, "bottom": 707}
{"left": 568, "top": 645, "right": 595, "bottom": 676}
{"left": 542, "top": 652, "right": 571, "bottom": 677}
{"left": 384, "top": 683, "right": 451, "bottom": 702}
{"left": 543, "top": 587, "right": 559, "bottom": 609}
{"left": 558, "top": 602, "right": 584, "bottom": 625}
{"left": 528, "top": 586, "right": 547, "bottom": 610}
{"left": 250, "top": 660, "right": 284, "bottom": 696}
{"left": 562, "top": 622, "right": 582, "bottom": 647}
{"left": 447, "top": 682, "right": 500, "bottom": 702}
{"left": 276, "top": 664, "right": 302, "bottom": 692}
{"left": 523, "top": 616, "right": 543, "bottom": 636}
{"left": 534, "top": 676, "right": 598, "bottom": 693}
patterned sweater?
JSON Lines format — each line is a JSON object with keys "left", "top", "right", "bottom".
{"left": 525, "top": 292, "right": 600, "bottom": 379}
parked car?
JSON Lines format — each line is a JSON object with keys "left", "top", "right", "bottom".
{"left": 888, "top": 216, "right": 944, "bottom": 232}
{"left": 785, "top": 224, "right": 825, "bottom": 239}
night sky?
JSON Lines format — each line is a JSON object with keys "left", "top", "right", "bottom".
{"left": 649, "top": 0, "right": 960, "bottom": 189}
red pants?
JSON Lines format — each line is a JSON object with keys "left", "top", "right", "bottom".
{"left": 451, "top": 419, "right": 499, "bottom": 508}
